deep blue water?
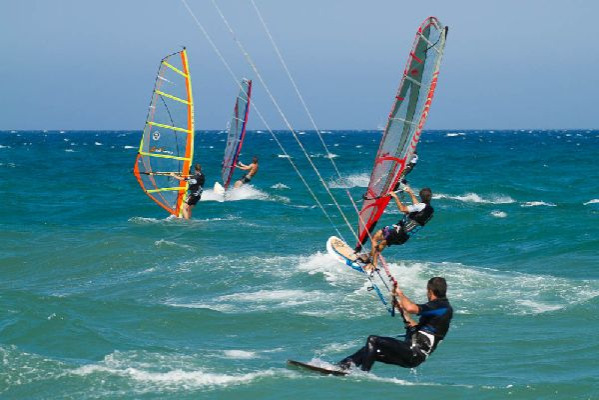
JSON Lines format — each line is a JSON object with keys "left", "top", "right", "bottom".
{"left": 1, "top": 129, "right": 598, "bottom": 399}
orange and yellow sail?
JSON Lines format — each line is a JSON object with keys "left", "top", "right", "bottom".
{"left": 133, "top": 48, "right": 195, "bottom": 217}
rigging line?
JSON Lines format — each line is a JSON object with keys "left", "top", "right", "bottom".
{"left": 249, "top": 0, "right": 397, "bottom": 282}
{"left": 209, "top": 0, "right": 358, "bottom": 241}
{"left": 249, "top": 0, "right": 365, "bottom": 235}
{"left": 180, "top": 0, "right": 345, "bottom": 239}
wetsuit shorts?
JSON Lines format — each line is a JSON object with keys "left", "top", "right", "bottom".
{"left": 241, "top": 174, "right": 252, "bottom": 184}
{"left": 382, "top": 225, "right": 409, "bottom": 246}
{"left": 186, "top": 194, "right": 201, "bottom": 206}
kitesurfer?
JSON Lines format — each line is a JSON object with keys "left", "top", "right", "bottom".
{"left": 338, "top": 277, "right": 452, "bottom": 371}
{"left": 362, "top": 186, "right": 434, "bottom": 270}
{"left": 171, "top": 163, "right": 205, "bottom": 219}
{"left": 234, "top": 156, "right": 259, "bottom": 188}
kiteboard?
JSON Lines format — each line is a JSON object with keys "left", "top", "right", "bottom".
{"left": 326, "top": 236, "right": 369, "bottom": 273}
{"left": 287, "top": 360, "right": 348, "bottom": 376}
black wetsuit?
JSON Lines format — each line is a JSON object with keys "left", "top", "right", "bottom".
{"left": 339, "top": 297, "right": 452, "bottom": 371}
{"left": 185, "top": 172, "right": 205, "bottom": 205}
{"left": 383, "top": 203, "right": 434, "bottom": 246}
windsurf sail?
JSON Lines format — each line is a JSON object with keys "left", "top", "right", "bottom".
{"left": 133, "top": 48, "right": 195, "bottom": 217}
{"left": 356, "top": 17, "right": 448, "bottom": 249}
{"left": 222, "top": 79, "right": 252, "bottom": 190}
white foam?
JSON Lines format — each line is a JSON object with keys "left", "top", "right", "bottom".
{"left": 329, "top": 173, "right": 370, "bottom": 189}
{"left": 583, "top": 199, "right": 599, "bottom": 205}
{"left": 491, "top": 210, "right": 507, "bottom": 218}
{"left": 154, "top": 239, "right": 194, "bottom": 251}
{"left": 221, "top": 350, "right": 258, "bottom": 359}
{"left": 71, "top": 364, "right": 277, "bottom": 391}
{"left": 309, "top": 153, "right": 339, "bottom": 159}
{"left": 277, "top": 154, "right": 291, "bottom": 158}
{"left": 434, "top": 192, "right": 516, "bottom": 204}
{"left": 94, "top": 142, "right": 102, "bottom": 146}
{"left": 271, "top": 183, "right": 290, "bottom": 189}
{"left": 446, "top": 132, "right": 466, "bottom": 137}
{"left": 64, "top": 149, "right": 75, "bottom": 152}
{"left": 202, "top": 185, "right": 288, "bottom": 203}
{"left": 520, "top": 201, "right": 556, "bottom": 207}
{"left": 124, "top": 145, "right": 136, "bottom": 149}
{"left": 0, "top": 145, "right": 10, "bottom": 148}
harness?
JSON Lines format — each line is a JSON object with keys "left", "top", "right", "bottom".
{"left": 392, "top": 204, "right": 434, "bottom": 238}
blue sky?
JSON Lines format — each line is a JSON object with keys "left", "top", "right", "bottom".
{"left": 2, "top": 0, "right": 598, "bottom": 130}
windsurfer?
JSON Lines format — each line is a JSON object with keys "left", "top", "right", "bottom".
{"left": 338, "top": 277, "right": 452, "bottom": 371}
{"left": 171, "top": 163, "right": 205, "bottom": 219}
{"left": 362, "top": 186, "right": 434, "bottom": 270}
{"left": 234, "top": 156, "right": 259, "bottom": 188}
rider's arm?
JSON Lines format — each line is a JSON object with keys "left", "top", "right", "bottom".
{"left": 237, "top": 162, "right": 249, "bottom": 170}
{"left": 394, "top": 287, "right": 420, "bottom": 314}
{"left": 405, "top": 186, "right": 419, "bottom": 205}
{"left": 170, "top": 173, "right": 186, "bottom": 181}
{"left": 389, "top": 191, "right": 409, "bottom": 213}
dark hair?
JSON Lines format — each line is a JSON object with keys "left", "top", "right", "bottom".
{"left": 252, "top": 156, "right": 258, "bottom": 163}
{"left": 420, "top": 187, "right": 432, "bottom": 204}
{"left": 427, "top": 277, "right": 447, "bottom": 298}
{"left": 194, "top": 163, "right": 202, "bottom": 172}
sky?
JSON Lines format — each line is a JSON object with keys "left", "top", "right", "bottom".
{"left": 1, "top": 0, "right": 598, "bottom": 130}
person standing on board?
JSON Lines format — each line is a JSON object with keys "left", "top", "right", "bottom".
{"left": 171, "top": 163, "right": 205, "bottom": 219}
{"left": 362, "top": 185, "right": 434, "bottom": 271}
{"left": 338, "top": 277, "right": 452, "bottom": 371}
{"left": 234, "top": 156, "right": 259, "bottom": 188}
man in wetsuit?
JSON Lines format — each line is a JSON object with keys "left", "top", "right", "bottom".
{"left": 339, "top": 277, "right": 452, "bottom": 371}
{"left": 363, "top": 186, "right": 434, "bottom": 270}
{"left": 171, "top": 163, "right": 205, "bottom": 219}
{"left": 234, "top": 156, "right": 259, "bottom": 188}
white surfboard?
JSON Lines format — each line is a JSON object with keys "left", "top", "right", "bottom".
{"left": 326, "top": 236, "right": 366, "bottom": 273}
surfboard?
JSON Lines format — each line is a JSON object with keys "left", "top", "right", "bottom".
{"left": 287, "top": 360, "right": 348, "bottom": 376}
{"left": 326, "top": 236, "right": 367, "bottom": 273}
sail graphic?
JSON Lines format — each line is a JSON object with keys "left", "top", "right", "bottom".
{"left": 133, "top": 48, "right": 195, "bottom": 217}
{"left": 356, "top": 17, "right": 448, "bottom": 249}
{"left": 222, "top": 79, "right": 252, "bottom": 190}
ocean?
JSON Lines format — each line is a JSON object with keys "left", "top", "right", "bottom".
{"left": 1, "top": 129, "right": 598, "bottom": 399}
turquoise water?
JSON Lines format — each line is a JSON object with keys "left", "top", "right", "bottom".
{"left": 1, "top": 129, "right": 598, "bottom": 399}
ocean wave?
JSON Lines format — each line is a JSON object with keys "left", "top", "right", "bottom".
{"left": 154, "top": 239, "right": 195, "bottom": 251}
{"left": 381, "top": 261, "right": 599, "bottom": 317}
{"left": 296, "top": 252, "right": 599, "bottom": 318}
{"left": 271, "top": 183, "right": 290, "bottom": 189}
{"left": 446, "top": 132, "right": 466, "bottom": 137}
{"left": 309, "top": 153, "right": 339, "bottom": 159}
{"left": 329, "top": 173, "right": 370, "bottom": 189}
{"left": 491, "top": 210, "right": 507, "bottom": 218}
{"left": 0, "top": 144, "right": 11, "bottom": 148}
{"left": 434, "top": 192, "right": 516, "bottom": 204}
{"left": 202, "top": 185, "right": 289, "bottom": 204}
{"left": 124, "top": 145, "right": 136, "bottom": 149}
{"left": 583, "top": 199, "right": 599, "bottom": 205}
{"left": 221, "top": 350, "right": 258, "bottom": 359}
{"left": 520, "top": 201, "right": 556, "bottom": 207}
{"left": 64, "top": 149, "right": 76, "bottom": 152}
{"left": 94, "top": 142, "right": 102, "bottom": 146}
{"left": 70, "top": 351, "right": 280, "bottom": 392}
